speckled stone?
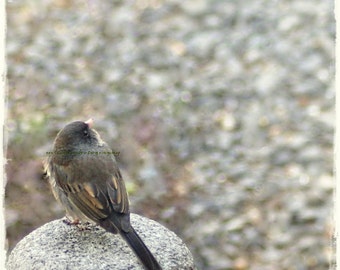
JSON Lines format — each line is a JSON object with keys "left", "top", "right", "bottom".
{"left": 7, "top": 214, "right": 196, "bottom": 270}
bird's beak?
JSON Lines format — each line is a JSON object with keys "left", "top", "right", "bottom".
{"left": 85, "top": 118, "right": 94, "bottom": 128}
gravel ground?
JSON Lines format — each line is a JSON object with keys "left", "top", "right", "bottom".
{"left": 6, "top": 1, "right": 334, "bottom": 269}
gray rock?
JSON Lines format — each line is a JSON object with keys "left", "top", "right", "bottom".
{"left": 7, "top": 214, "right": 195, "bottom": 270}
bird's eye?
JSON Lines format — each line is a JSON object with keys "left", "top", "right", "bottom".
{"left": 83, "top": 129, "right": 89, "bottom": 136}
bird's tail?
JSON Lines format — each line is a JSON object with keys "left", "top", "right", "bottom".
{"left": 119, "top": 226, "right": 162, "bottom": 270}
{"left": 100, "top": 216, "right": 162, "bottom": 270}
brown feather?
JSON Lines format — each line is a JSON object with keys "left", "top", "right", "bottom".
{"left": 83, "top": 182, "right": 96, "bottom": 197}
{"left": 111, "top": 175, "right": 118, "bottom": 190}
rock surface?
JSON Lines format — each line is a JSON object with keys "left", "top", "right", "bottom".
{"left": 7, "top": 214, "right": 195, "bottom": 270}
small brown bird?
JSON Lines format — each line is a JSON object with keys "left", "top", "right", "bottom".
{"left": 44, "top": 119, "right": 162, "bottom": 270}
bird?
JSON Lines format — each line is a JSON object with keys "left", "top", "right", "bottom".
{"left": 44, "top": 119, "right": 162, "bottom": 270}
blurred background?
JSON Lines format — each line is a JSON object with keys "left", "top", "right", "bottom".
{"left": 5, "top": 0, "right": 334, "bottom": 269}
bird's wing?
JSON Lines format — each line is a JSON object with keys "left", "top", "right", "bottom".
{"left": 47, "top": 155, "right": 129, "bottom": 223}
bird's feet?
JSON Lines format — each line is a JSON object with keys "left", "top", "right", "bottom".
{"left": 62, "top": 216, "right": 80, "bottom": 225}
{"left": 62, "top": 217, "right": 93, "bottom": 231}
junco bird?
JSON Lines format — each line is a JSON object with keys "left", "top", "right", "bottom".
{"left": 44, "top": 119, "right": 162, "bottom": 270}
